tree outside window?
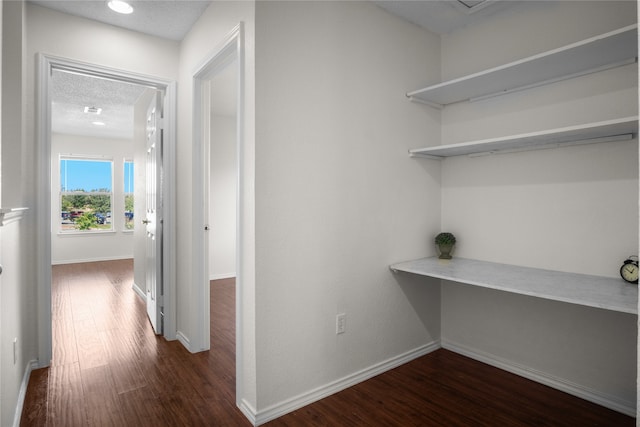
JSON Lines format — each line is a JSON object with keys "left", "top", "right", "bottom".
{"left": 60, "top": 157, "right": 113, "bottom": 232}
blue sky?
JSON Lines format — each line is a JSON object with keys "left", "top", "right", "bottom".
{"left": 124, "top": 161, "right": 134, "bottom": 193}
{"left": 60, "top": 159, "right": 134, "bottom": 192}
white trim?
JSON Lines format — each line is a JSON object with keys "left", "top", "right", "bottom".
{"left": 13, "top": 360, "right": 39, "bottom": 427}
{"left": 176, "top": 331, "right": 192, "bottom": 352}
{"left": 253, "top": 341, "right": 441, "bottom": 426}
{"left": 249, "top": 339, "right": 635, "bottom": 424}
{"left": 52, "top": 255, "right": 133, "bottom": 265}
{"left": 132, "top": 282, "right": 145, "bottom": 299}
{"left": 210, "top": 272, "right": 236, "bottom": 281}
{"left": 36, "top": 53, "right": 178, "bottom": 367}
{"left": 192, "top": 25, "right": 246, "bottom": 415}
{"left": 36, "top": 53, "right": 53, "bottom": 367}
{"left": 56, "top": 230, "right": 117, "bottom": 236}
{"left": 162, "top": 81, "right": 178, "bottom": 341}
{"left": 441, "top": 339, "right": 636, "bottom": 417}
{"left": 192, "top": 23, "right": 244, "bottom": 353}
{"left": 238, "top": 399, "right": 258, "bottom": 426}
{"left": 0, "top": 207, "right": 28, "bottom": 227}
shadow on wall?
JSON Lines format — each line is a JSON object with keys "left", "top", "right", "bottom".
{"left": 392, "top": 271, "right": 441, "bottom": 341}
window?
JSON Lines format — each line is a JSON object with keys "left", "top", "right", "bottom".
{"left": 60, "top": 156, "right": 113, "bottom": 232}
{"left": 124, "top": 160, "right": 134, "bottom": 230}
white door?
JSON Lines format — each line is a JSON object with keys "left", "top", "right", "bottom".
{"left": 144, "top": 93, "right": 163, "bottom": 334}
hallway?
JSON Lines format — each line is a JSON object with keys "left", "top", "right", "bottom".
{"left": 20, "top": 260, "right": 249, "bottom": 426}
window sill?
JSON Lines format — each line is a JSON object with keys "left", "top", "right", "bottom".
{"left": 57, "top": 230, "right": 116, "bottom": 237}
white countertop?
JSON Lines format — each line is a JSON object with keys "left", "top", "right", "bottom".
{"left": 390, "top": 257, "right": 637, "bottom": 314}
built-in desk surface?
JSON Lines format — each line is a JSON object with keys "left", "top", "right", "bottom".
{"left": 390, "top": 257, "right": 637, "bottom": 315}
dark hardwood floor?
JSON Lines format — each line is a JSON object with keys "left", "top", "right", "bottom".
{"left": 21, "top": 260, "right": 634, "bottom": 426}
{"left": 21, "top": 260, "right": 249, "bottom": 427}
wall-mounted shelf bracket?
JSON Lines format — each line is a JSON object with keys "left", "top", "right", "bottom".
{"left": 409, "top": 152, "right": 444, "bottom": 160}
{"left": 407, "top": 95, "right": 443, "bottom": 110}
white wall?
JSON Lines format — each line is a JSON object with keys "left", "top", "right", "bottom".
{"left": 50, "top": 133, "right": 135, "bottom": 264}
{"left": 209, "top": 114, "right": 237, "bottom": 280}
{"left": 439, "top": 1, "right": 638, "bottom": 413}
{"left": 0, "top": 2, "right": 36, "bottom": 426}
{"left": 253, "top": 0, "right": 441, "bottom": 418}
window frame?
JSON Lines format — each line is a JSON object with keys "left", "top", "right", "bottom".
{"left": 123, "top": 158, "right": 135, "bottom": 232}
{"left": 59, "top": 155, "right": 115, "bottom": 234}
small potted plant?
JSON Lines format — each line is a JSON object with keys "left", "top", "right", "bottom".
{"left": 435, "top": 232, "right": 456, "bottom": 260}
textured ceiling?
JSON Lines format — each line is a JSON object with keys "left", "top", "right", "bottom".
{"left": 37, "top": 0, "right": 232, "bottom": 139}
{"left": 29, "top": 0, "right": 212, "bottom": 41}
{"left": 51, "top": 69, "right": 148, "bottom": 139}
{"left": 51, "top": 63, "right": 238, "bottom": 140}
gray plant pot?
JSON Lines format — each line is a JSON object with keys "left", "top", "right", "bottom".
{"left": 437, "top": 243, "right": 454, "bottom": 260}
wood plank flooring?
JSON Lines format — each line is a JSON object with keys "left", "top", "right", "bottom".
{"left": 21, "top": 260, "right": 249, "bottom": 426}
{"left": 21, "top": 260, "right": 634, "bottom": 426}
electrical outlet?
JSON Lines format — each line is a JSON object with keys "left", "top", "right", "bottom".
{"left": 336, "top": 313, "right": 346, "bottom": 335}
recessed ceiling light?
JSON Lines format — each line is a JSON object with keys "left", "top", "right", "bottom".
{"left": 107, "top": 0, "right": 134, "bottom": 15}
{"left": 84, "top": 106, "right": 102, "bottom": 115}
{"left": 92, "top": 121, "right": 106, "bottom": 126}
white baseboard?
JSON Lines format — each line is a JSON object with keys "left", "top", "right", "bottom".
{"left": 253, "top": 341, "right": 441, "bottom": 426}
{"left": 14, "top": 360, "right": 39, "bottom": 427}
{"left": 441, "top": 339, "right": 636, "bottom": 417}
{"left": 238, "top": 399, "right": 258, "bottom": 426}
{"left": 132, "top": 282, "right": 145, "bottom": 299}
{"left": 176, "top": 331, "right": 192, "bottom": 352}
{"left": 209, "top": 272, "right": 236, "bottom": 281}
{"left": 52, "top": 255, "right": 133, "bottom": 265}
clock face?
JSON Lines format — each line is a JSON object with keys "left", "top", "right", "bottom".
{"left": 620, "top": 262, "right": 639, "bottom": 283}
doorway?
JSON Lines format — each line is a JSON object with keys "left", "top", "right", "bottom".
{"left": 191, "top": 24, "right": 244, "bottom": 399}
{"left": 37, "top": 54, "right": 177, "bottom": 365}
{"left": 50, "top": 69, "right": 147, "bottom": 265}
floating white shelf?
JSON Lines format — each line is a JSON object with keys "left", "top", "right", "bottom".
{"left": 390, "top": 257, "right": 638, "bottom": 315}
{"left": 409, "top": 116, "right": 638, "bottom": 159}
{"left": 407, "top": 25, "right": 638, "bottom": 108}
{"left": 0, "top": 207, "right": 28, "bottom": 227}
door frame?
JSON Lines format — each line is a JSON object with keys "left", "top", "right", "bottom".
{"left": 35, "top": 54, "right": 177, "bottom": 366}
{"left": 191, "top": 21, "right": 244, "bottom": 365}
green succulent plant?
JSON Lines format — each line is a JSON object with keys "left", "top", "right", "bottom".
{"left": 434, "top": 232, "right": 456, "bottom": 245}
